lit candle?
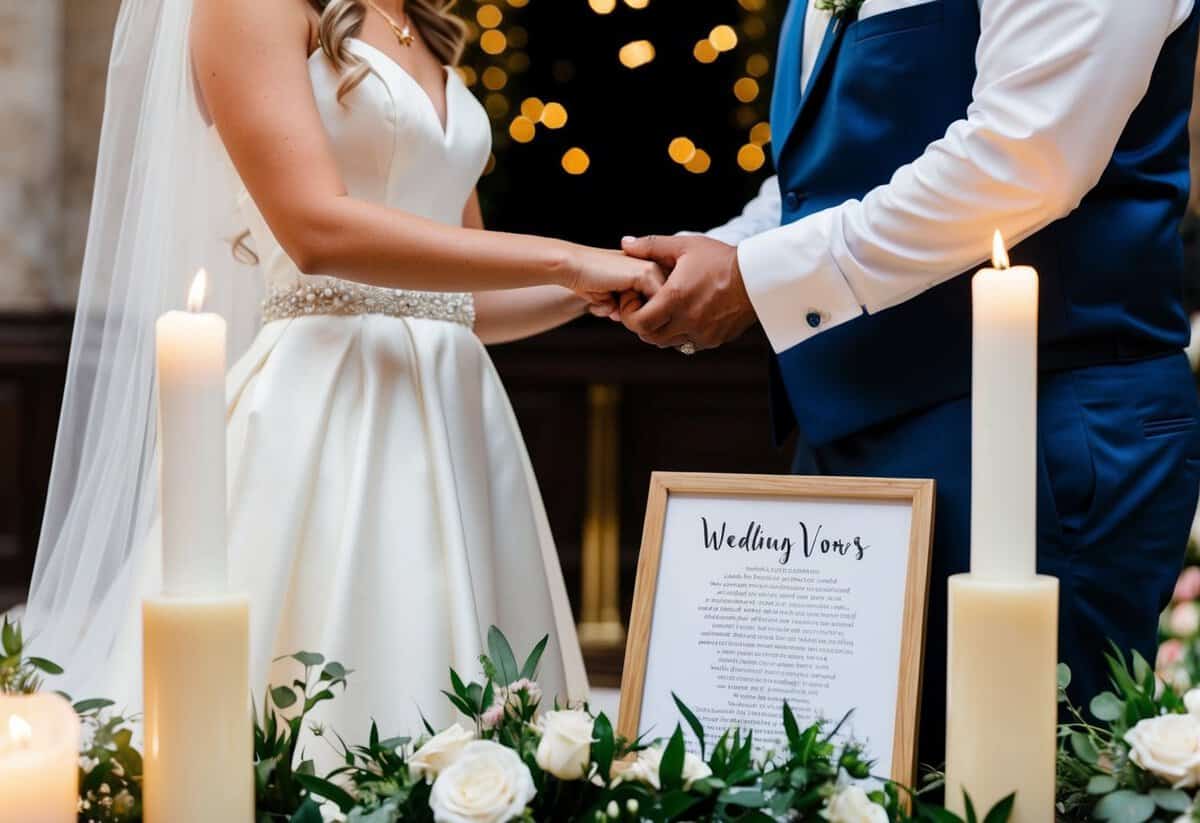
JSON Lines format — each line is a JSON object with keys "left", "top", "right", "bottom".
{"left": 155, "top": 269, "right": 228, "bottom": 595}
{"left": 0, "top": 694, "right": 80, "bottom": 823}
{"left": 945, "top": 233, "right": 1058, "bottom": 823}
{"left": 144, "top": 270, "right": 252, "bottom": 823}
{"left": 970, "top": 231, "right": 1038, "bottom": 579}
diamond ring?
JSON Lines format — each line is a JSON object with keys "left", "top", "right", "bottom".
{"left": 678, "top": 342, "right": 697, "bottom": 356}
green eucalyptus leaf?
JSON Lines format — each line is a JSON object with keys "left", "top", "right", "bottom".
{"left": 292, "top": 651, "right": 325, "bottom": 668}
{"left": 1093, "top": 790, "right": 1157, "bottom": 823}
{"left": 271, "top": 686, "right": 298, "bottom": 709}
{"left": 1090, "top": 692, "right": 1125, "bottom": 722}
{"left": 1070, "top": 732, "right": 1100, "bottom": 765}
{"left": 295, "top": 773, "right": 356, "bottom": 812}
{"left": 593, "top": 712, "right": 615, "bottom": 781}
{"left": 1087, "top": 775, "right": 1119, "bottom": 795}
{"left": 1150, "top": 788, "right": 1193, "bottom": 813}
{"left": 1057, "top": 663, "right": 1073, "bottom": 690}
{"left": 73, "top": 698, "right": 116, "bottom": 714}
{"left": 719, "top": 787, "right": 768, "bottom": 808}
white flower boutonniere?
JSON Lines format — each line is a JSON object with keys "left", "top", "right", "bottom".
{"left": 815, "top": 0, "right": 865, "bottom": 20}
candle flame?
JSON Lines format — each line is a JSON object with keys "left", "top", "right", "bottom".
{"left": 187, "top": 269, "right": 208, "bottom": 312}
{"left": 7, "top": 714, "right": 32, "bottom": 745}
{"left": 991, "top": 230, "right": 1011, "bottom": 270}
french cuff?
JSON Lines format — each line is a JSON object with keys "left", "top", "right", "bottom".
{"left": 737, "top": 212, "right": 864, "bottom": 354}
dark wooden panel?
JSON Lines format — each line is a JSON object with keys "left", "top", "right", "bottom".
{"left": 0, "top": 312, "right": 73, "bottom": 611}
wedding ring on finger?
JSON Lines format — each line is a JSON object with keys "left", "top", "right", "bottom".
{"left": 677, "top": 341, "right": 697, "bottom": 356}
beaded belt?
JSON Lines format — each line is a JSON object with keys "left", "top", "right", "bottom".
{"left": 262, "top": 279, "right": 475, "bottom": 328}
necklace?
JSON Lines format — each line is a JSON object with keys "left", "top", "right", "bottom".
{"left": 365, "top": 0, "right": 415, "bottom": 47}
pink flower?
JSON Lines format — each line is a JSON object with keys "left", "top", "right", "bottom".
{"left": 1175, "top": 567, "right": 1200, "bottom": 604}
{"left": 1160, "top": 639, "right": 1186, "bottom": 670}
{"left": 1170, "top": 602, "right": 1200, "bottom": 638}
{"left": 481, "top": 703, "right": 506, "bottom": 730}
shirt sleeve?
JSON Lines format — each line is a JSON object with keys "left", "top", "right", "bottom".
{"left": 700, "top": 176, "right": 783, "bottom": 245}
{"left": 739, "top": 0, "right": 1195, "bottom": 354}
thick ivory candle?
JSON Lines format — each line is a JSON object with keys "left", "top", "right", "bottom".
{"left": 155, "top": 270, "right": 228, "bottom": 595}
{"left": 143, "top": 595, "right": 253, "bottom": 823}
{"left": 145, "top": 270, "right": 251, "bottom": 822}
{"left": 946, "top": 233, "right": 1058, "bottom": 823}
{"left": 945, "top": 576, "right": 1058, "bottom": 823}
{"left": 0, "top": 694, "right": 80, "bottom": 823}
{"left": 970, "top": 232, "right": 1038, "bottom": 580}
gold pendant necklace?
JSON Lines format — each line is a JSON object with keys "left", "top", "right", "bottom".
{"left": 366, "top": 0, "right": 415, "bottom": 47}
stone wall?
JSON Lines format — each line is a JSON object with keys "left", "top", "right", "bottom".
{"left": 0, "top": 0, "right": 118, "bottom": 311}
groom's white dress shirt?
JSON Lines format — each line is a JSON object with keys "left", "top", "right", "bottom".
{"left": 709, "top": 0, "right": 1196, "bottom": 354}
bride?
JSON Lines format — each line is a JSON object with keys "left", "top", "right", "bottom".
{"left": 23, "top": 0, "right": 662, "bottom": 751}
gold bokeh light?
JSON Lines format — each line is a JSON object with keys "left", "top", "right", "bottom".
{"left": 588, "top": 0, "right": 617, "bottom": 13}
{"left": 685, "top": 149, "right": 712, "bottom": 174}
{"left": 668, "top": 137, "right": 697, "bottom": 165}
{"left": 709, "top": 25, "right": 738, "bottom": 52}
{"left": 562, "top": 148, "right": 591, "bottom": 175}
{"left": 734, "top": 77, "right": 760, "bottom": 103}
{"left": 693, "top": 39, "right": 719, "bottom": 64}
{"left": 619, "top": 40, "right": 656, "bottom": 69}
{"left": 737, "top": 143, "right": 766, "bottom": 172}
{"left": 480, "top": 29, "right": 508, "bottom": 54}
{"left": 509, "top": 116, "right": 536, "bottom": 143}
{"left": 520, "top": 97, "right": 545, "bottom": 120}
{"left": 476, "top": 4, "right": 503, "bottom": 28}
{"left": 749, "top": 121, "right": 772, "bottom": 146}
{"left": 482, "top": 66, "right": 508, "bottom": 90}
{"left": 540, "top": 102, "right": 568, "bottom": 129}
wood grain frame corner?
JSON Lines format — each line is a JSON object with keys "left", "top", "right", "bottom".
{"left": 616, "top": 472, "right": 935, "bottom": 788}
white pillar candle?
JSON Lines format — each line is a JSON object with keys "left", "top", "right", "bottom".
{"left": 970, "top": 231, "right": 1039, "bottom": 580}
{"left": 145, "top": 269, "right": 251, "bottom": 823}
{"left": 0, "top": 694, "right": 80, "bottom": 823}
{"left": 945, "top": 576, "right": 1058, "bottom": 823}
{"left": 143, "top": 595, "right": 253, "bottom": 823}
{"left": 946, "top": 232, "right": 1059, "bottom": 823}
{"left": 155, "top": 269, "right": 228, "bottom": 595}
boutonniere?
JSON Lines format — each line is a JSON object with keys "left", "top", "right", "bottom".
{"left": 814, "top": 0, "right": 864, "bottom": 20}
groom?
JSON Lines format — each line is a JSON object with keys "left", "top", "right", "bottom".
{"left": 622, "top": 0, "right": 1200, "bottom": 765}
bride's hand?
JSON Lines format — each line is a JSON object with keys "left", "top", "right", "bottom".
{"left": 565, "top": 246, "right": 666, "bottom": 309}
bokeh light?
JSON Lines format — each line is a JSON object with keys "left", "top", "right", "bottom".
{"left": 737, "top": 143, "right": 766, "bottom": 171}
{"left": 733, "top": 77, "right": 760, "bottom": 103}
{"left": 562, "top": 148, "right": 591, "bottom": 175}
{"left": 588, "top": 0, "right": 617, "bottom": 13}
{"left": 709, "top": 25, "right": 738, "bottom": 52}
{"left": 693, "top": 39, "right": 719, "bottom": 64}
{"left": 540, "top": 102, "right": 568, "bottom": 129}
{"left": 480, "top": 28, "right": 508, "bottom": 54}
{"left": 685, "top": 149, "right": 712, "bottom": 174}
{"left": 509, "top": 116, "right": 537, "bottom": 143}
{"left": 619, "top": 40, "right": 657, "bottom": 69}
{"left": 668, "top": 137, "right": 697, "bottom": 165}
{"left": 476, "top": 4, "right": 503, "bottom": 28}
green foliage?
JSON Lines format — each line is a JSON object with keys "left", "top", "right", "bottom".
{"left": 0, "top": 615, "right": 63, "bottom": 694}
{"left": 253, "top": 651, "right": 351, "bottom": 823}
{"left": 76, "top": 700, "right": 143, "bottom": 823}
{"left": 1056, "top": 644, "right": 1199, "bottom": 823}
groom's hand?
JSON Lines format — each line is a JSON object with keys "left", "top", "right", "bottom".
{"left": 619, "top": 235, "right": 757, "bottom": 350}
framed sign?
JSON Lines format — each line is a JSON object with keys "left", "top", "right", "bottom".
{"left": 618, "top": 473, "right": 935, "bottom": 786}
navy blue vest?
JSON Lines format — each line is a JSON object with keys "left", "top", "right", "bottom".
{"left": 768, "top": 0, "right": 1199, "bottom": 445}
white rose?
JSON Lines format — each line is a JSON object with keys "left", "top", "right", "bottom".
{"left": 1185, "top": 689, "right": 1200, "bottom": 719}
{"left": 1171, "top": 603, "right": 1200, "bottom": 638}
{"left": 410, "top": 723, "right": 474, "bottom": 782}
{"left": 611, "top": 745, "right": 712, "bottom": 790}
{"left": 822, "top": 785, "right": 889, "bottom": 823}
{"left": 429, "top": 740, "right": 536, "bottom": 823}
{"left": 1126, "top": 714, "right": 1200, "bottom": 789}
{"left": 536, "top": 709, "right": 594, "bottom": 780}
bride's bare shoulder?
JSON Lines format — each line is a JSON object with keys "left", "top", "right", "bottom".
{"left": 192, "top": 0, "right": 318, "bottom": 57}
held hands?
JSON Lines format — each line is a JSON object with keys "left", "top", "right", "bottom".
{"left": 616, "top": 235, "right": 757, "bottom": 351}
{"left": 565, "top": 245, "right": 667, "bottom": 320}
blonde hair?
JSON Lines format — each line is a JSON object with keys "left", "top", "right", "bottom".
{"left": 309, "top": 0, "right": 468, "bottom": 100}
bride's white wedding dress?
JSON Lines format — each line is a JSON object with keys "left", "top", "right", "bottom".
{"left": 104, "top": 38, "right": 587, "bottom": 750}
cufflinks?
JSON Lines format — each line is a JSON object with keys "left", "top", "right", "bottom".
{"left": 806, "top": 311, "right": 822, "bottom": 328}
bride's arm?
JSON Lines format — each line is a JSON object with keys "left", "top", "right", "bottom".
{"left": 191, "top": 0, "right": 662, "bottom": 301}
{"left": 466, "top": 193, "right": 623, "bottom": 344}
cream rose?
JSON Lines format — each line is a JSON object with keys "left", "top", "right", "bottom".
{"left": 410, "top": 723, "right": 474, "bottom": 782}
{"left": 1185, "top": 689, "right": 1200, "bottom": 719}
{"left": 1126, "top": 714, "right": 1200, "bottom": 788}
{"left": 822, "top": 785, "right": 889, "bottom": 823}
{"left": 429, "top": 741, "right": 536, "bottom": 823}
{"left": 611, "top": 745, "right": 712, "bottom": 790}
{"left": 536, "top": 709, "right": 594, "bottom": 780}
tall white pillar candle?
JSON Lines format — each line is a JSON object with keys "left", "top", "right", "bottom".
{"left": 0, "top": 694, "right": 80, "bottom": 823}
{"left": 946, "top": 232, "right": 1058, "bottom": 823}
{"left": 970, "top": 231, "right": 1039, "bottom": 580}
{"left": 145, "top": 269, "right": 251, "bottom": 823}
{"left": 155, "top": 269, "right": 227, "bottom": 595}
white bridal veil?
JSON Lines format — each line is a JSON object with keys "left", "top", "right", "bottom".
{"left": 24, "top": 0, "right": 261, "bottom": 694}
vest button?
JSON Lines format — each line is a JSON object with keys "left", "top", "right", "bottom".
{"left": 806, "top": 311, "right": 822, "bottom": 329}
{"left": 784, "top": 191, "right": 805, "bottom": 210}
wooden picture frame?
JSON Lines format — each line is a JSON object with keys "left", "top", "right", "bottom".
{"left": 617, "top": 472, "right": 936, "bottom": 787}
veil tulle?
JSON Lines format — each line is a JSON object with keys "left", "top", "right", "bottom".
{"left": 23, "top": 0, "right": 262, "bottom": 694}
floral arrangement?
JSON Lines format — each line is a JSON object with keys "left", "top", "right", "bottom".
{"left": 1057, "top": 645, "right": 1200, "bottom": 823}
{"left": 1157, "top": 557, "right": 1200, "bottom": 694}
{"left": 3, "top": 618, "right": 1012, "bottom": 823}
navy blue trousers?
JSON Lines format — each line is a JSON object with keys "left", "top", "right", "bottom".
{"left": 793, "top": 353, "right": 1200, "bottom": 768}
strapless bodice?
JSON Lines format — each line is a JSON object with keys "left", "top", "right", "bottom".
{"left": 232, "top": 38, "right": 492, "bottom": 327}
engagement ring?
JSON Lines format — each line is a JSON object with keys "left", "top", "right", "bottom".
{"left": 678, "top": 342, "right": 697, "bottom": 356}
